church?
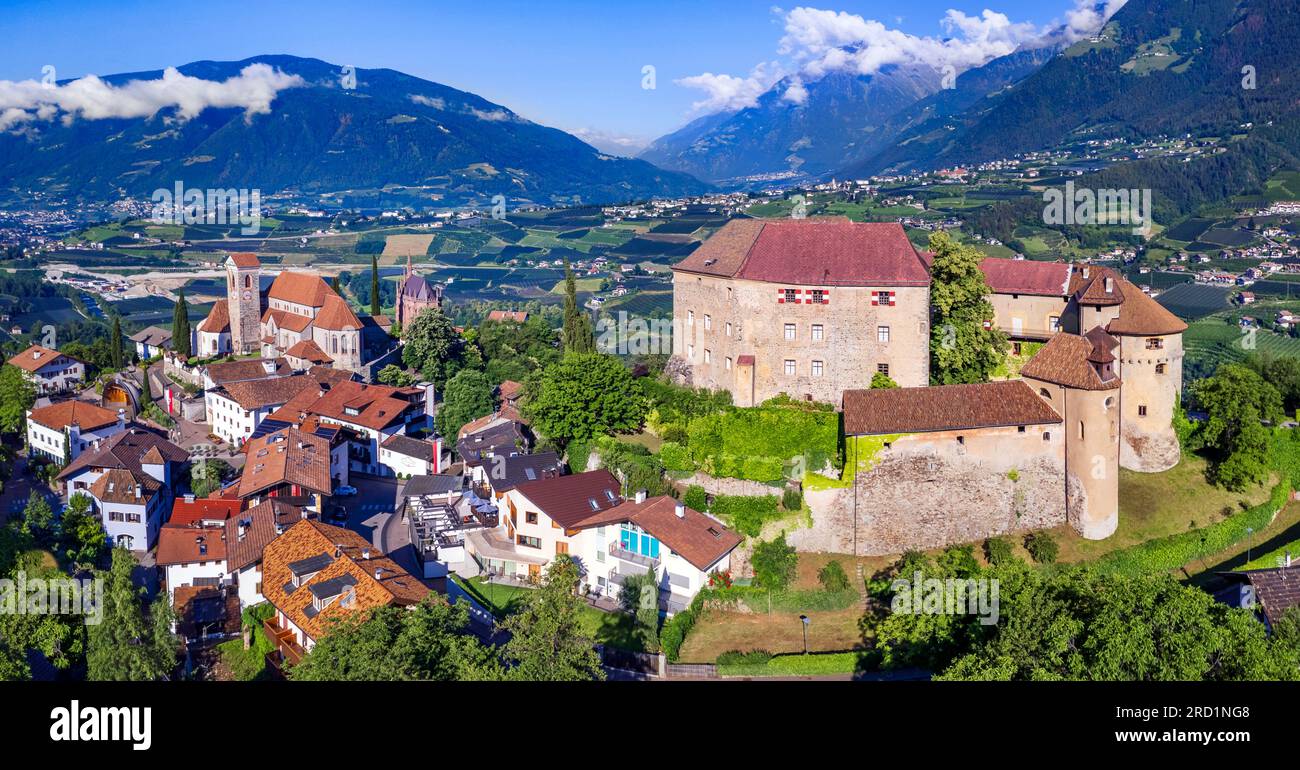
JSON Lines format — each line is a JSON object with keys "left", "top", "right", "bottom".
{"left": 394, "top": 255, "right": 444, "bottom": 329}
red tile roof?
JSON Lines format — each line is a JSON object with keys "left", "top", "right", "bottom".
{"left": 843, "top": 380, "right": 1062, "bottom": 435}
{"left": 57, "top": 428, "right": 188, "bottom": 481}
{"left": 673, "top": 218, "right": 930, "bottom": 287}
{"left": 228, "top": 252, "right": 260, "bottom": 268}
{"left": 156, "top": 524, "right": 227, "bottom": 567}
{"left": 575, "top": 496, "right": 741, "bottom": 572}
{"left": 197, "top": 300, "right": 231, "bottom": 334}
{"left": 169, "top": 497, "right": 244, "bottom": 527}
{"left": 267, "top": 271, "right": 333, "bottom": 308}
{"left": 512, "top": 469, "right": 622, "bottom": 529}
{"left": 8, "top": 344, "right": 82, "bottom": 373}
{"left": 313, "top": 293, "right": 362, "bottom": 331}
{"left": 237, "top": 427, "right": 333, "bottom": 499}
{"left": 28, "top": 400, "right": 119, "bottom": 431}
{"left": 1020, "top": 332, "right": 1123, "bottom": 391}
{"left": 284, "top": 339, "right": 333, "bottom": 364}
{"left": 977, "top": 257, "right": 1072, "bottom": 296}
{"left": 486, "top": 310, "right": 529, "bottom": 323}
{"left": 262, "top": 308, "right": 314, "bottom": 333}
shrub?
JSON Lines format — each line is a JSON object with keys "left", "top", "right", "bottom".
{"left": 781, "top": 486, "right": 803, "bottom": 511}
{"left": 659, "top": 441, "right": 695, "bottom": 473}
{"left": 817, "top": 560, "right": 850, "bottom": 592}
{"left": 983, "top": 537, "right": 1015, "bottom": 566}
{"left": 683, "top": 484, "right": 707, "bottom": 512}
{"left": 716, "top": 649, "right": 772, "bottom": 667}
{"left": 711, "top": 494, "right": 779, "bottom": 537}
{"left": 1024, "top": 532, "right": 1059, "bottom": 564}
{"left": 751, "top": 534, "right": 798, "bottom": 591}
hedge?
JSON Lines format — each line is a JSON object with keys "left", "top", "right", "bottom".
{"left": 1092, "top": 432, "right": 1300, "bottom": 577}
{"left": 711, "top": 494, "right": 779, "bottom": 537}
{"left": 660, "top": 585, "right": 859, "bottom": 662}
{"left": 718, "top": 651, "right": 861, "bottom": 677}
{"left": 659, "top": 441, "right": 695, "bottom": 473}
{"left": 685, "top": 404, "right": 839, "bottom": 483}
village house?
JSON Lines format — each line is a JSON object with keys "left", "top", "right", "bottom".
{"left": 236, "top": 427, "right": 341, "bottom": 511}
{"left": 128, "top": 326, "right": 172, "bottom": 360}
{"left": 261, "top": 519, "right": 430, "bottom": 664}
{"left": 25, "top": 400, "right": 125, "bottom": 464}
{"left": 7, "top": 344, "right": 86, "bottom": 394}
{"left": 156, "top": 523, "right": 228, "bottom": 602}
{"left": 57, "top": 428, "right": 188, "bottom": 552}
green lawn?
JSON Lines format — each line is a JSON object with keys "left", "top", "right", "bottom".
{"left": 216, "top": 603, "right": 277, "bottom": 681}
{"left": 452, "top": 575, "right": 647, "bottom": 652}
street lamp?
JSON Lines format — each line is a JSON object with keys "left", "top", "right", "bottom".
{"left": 1247, "top": 527, "right": 1255, "bottom": 564}
{"left": 799, "top": 614, "right": 810, "bottom": 655}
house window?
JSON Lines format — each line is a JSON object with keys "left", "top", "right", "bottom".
{"left": 1155, "top": 363, "right": 1166, "bottom": 374}
{"left": 1138, "top": 405, "right": 1148, "bottom": 416}
{"left": 516, "top": 535, "right": 542, "bottom": 549}
{"left": 596, "top": 550, "right": 605, "bottom": 563}
{"left": 526, "top": 511, "right": 538, "bottom": 525}
{"left": 811, "top": 360, "right": 823, "bottom": 377}
{"left": 877, "top": 363, "right": 889, "bottom": 376}
{"left": 1146, "top": 337, "right": 1163, "bottom": 350}
{"left": 784, "top": 359, "right": 796, "bottom": 376}
{"left": 784, "top": 323, "right": 796, "bottom": 341}
{"left": 877, "top": 325, "right": 890, "bottom": 343}
{"left": 811, "top": 324, "right": 824, "bottom": 341}
{"left": 556, "top": 541, "right": 569, "bottom": 556}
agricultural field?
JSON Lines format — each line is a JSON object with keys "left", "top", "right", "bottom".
{"left": 1155, "top": 282, "right": 1231, "bottom": 320}
{"left": 381, "top": 233, "right": 435, "bottom": 257}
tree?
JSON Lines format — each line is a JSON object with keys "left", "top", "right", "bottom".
{"left": 172, "top": 291, "right": 191, "bottom": 359}
{"left": 109, "top": 316, "right": 123, "bottom": 370}
{"left": 561, "top": 258, "right": 595, "bottom": 354}
{"left": 290, "top": 598, "right": 502, "bottom": 681}
{"left": 0, "top": 363, "right": 36, "bottom": 434}
{"left": 0, "top": 562, "right": 88, "bottom": 678}
{"left": 189, "top": 458, "right": 233, "bottom": 498}
{"left": 618, "top": 570, "right": 661, "bottom": 653}
{"left": 377, "top": 364, "right": 416, "bottom": 387}
{"left": 523, "top": 353, "right": 646, "bottom": 449}
{"left": 818, "top": 559, "right": 850, "bottom": 591}
{"left": 87, "top": 547, "right": 178, "bottom": 681}
{"left": 59, "top": 492, "right": 105, "bottom": 567}
{"left": 370, "top": 254, "right": 381, "bottom": 317}
{"left": 870, "top": 372, "right": 899, "bottom": 389}
{"left": 20, "top": 491, "right": 54, "bottom": 542}
{"left": 498, "top": 556, "right": 604, "bottom": 681}
{"left": 436, "top": 369, "right": 495, "bottom": 438}
{"left": 1244, "top": 353, "right": 1300, "bottom": 414}
{"left": 751, "top": 534, "right": 798, "bottom": 591}
{"left": 1192, "top": 363, "right": 1284, "bottom": 490}
{"left": 401, "top": 307, "right": 467, "bottom": 387}
{"left": 928, "top": 231, "right": 1005, "bottom": 384}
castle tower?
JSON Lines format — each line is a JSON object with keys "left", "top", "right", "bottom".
{"left": 1021, "top": 330, "right": 1121, "bottom": 540}
{"left": 226, "top": 252, "right": 262, "bottom": 354}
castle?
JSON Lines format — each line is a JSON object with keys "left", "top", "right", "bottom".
{"left": 197, "top": 253, "right": 366, "bottom": 374}
{"left": 671, "top": 218, "right": 1187, "bottom": 547}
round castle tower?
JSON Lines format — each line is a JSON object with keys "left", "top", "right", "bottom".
{"left": 1020, "top": 331, "right": 1121, "bottom": 540}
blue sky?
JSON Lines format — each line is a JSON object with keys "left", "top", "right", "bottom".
{"left": 0, "top": 0, "right": 1105, "bottom": 153}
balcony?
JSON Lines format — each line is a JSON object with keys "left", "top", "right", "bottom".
{"left": 609, "top": 540, "right": 659, "bottom": 570}
{"left": 262, "top": 616, "right": 305, "bottom": 666}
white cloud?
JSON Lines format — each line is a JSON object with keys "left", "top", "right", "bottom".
{"left": 408, "top": 94, "right": 445, "bottom": 109}
{"left": 0, "top": 63, "right": 304, "bottom": 130}
{"left": 674, "top": 61, "right": 785, "bottom": 114}
{"left": 677, "top": 2, "right": 1126, "bottom": 115}
{"left": 469, "top": 107, "right": 513, "bottom": 122}
{"left": 569, "top": 127, "right": 650, "bottom": 156}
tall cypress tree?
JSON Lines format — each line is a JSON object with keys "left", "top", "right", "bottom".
{"left": 561, "top": 258, "right": 594, "bottom": 354}
{"left": 370, "top": 254, "right": 381, "bottom": 316}
{"left": 110, "top": 317, "right": 123, "bottom": 370}
{"left": 172, "top": 291, "right": 191, "bottom": 358}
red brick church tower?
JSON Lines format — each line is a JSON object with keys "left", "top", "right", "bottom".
{"left": 395, "top": 255, "right": 443, "bottom": 328}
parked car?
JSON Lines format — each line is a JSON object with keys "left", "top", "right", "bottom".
{"left": 334, "top": 485, "right": 358, "bottom": 497}
{"left": 326, "top": 505, "right": 348, "bottom": 523}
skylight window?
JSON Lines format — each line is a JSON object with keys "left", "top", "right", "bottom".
{"left": 588, "top": 498, "right": 599, "bottom": 511}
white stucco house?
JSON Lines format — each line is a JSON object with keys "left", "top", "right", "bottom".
{"left": 8, "top": 345, "right": 86, "bottom": 395}
{"left": 26, "top": 400, "right": 126, "bottom": 464}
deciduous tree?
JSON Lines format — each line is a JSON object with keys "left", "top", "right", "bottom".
{"left": 523, "top": 353, "right": 645, "bottom": 448}
{"left": 498, "top": 556, "right": 604, "bottom": 681}
{"left": 928, "top": 231, "right": 1005, "bottom": 384}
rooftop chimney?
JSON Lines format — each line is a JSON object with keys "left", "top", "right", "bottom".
{"left": 675, "top": 502, "right": 686, "bottom": 519}
{"left": 1082, "top": 265, "right": 1090, "bottom": 279}
{"left": 635, "top": 489, "right": 647, "bottom": 504}
{"left": 362, "top": 549, "right": 371, "bottom": 560}
{"left": 374, "top": 568, "right": 384, "bottom": 580}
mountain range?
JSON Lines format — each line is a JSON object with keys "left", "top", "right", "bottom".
{"left": 0, "top": 55, "right": 709, "bottom": 208}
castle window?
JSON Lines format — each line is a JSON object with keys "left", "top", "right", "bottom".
{"left": 784, "top": 359, "right": 796, "bottom": 376}
{"left": 1017, "top": 426, "right": 1026, "bottom": 433}
{"left": 779, "top": 288, "right": 799, "bottom": 304}
{"left": 725, "top": 322, "right": 732, "bottom": 337}
{"left": 687, "top": 310, "right": 694, "bottom": 327}
{"left": 811, "top": 324, "right": 824, "bottom": 341}
{"left": 808, "top": 289, "right": 828, "bottom": 305}
{"left": 704, "top": 314, "right": 712, "bottom": 331}
{"left": 812, "top": 360, "right": 823, "bottom": 377}
{"left": 872, "top": 291, "right": 896, "bottom": 307}
{"left": 727, "top": 287, "right": 732, "bottom": 302}
{"left": 1138, "top": 405, "right": 1148, "bottom": 416}
{"left": 784, "top": 323, "right": 796, "bottom": 341}
{"left": 244, "top": 275, "right": 251, "bottom": 289}
{"left": 688, "top": 344, "right": 694, "bottom": 359}
{"left": 1049, "top": 316, "right": 1061, "bottom": 332}
{"left": 1078, "top": 421, "right": 1085, "bottom": 440}
{"left": 1155, "top": 363, "right": 1166, "bottom": 374}
{"left": 877, "top": 326, "right": 890, "bottom": 343}
{"left": 877, "top": 363, "right": 890, "bottom": 377}
{"left": 703, "top": 349, "right": 711, "bottom": 364}
{"left": 956, "top": 435, "right": 965, "bottom": 445}
{"left": 1043, "top": 432, "right": 1051, "bottom": 441}
{"left": 725, "top": 357, "right": 732, "bottom": 371}
{"left": 1146, "top": 337, "right": 1163, "bottom": 350}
